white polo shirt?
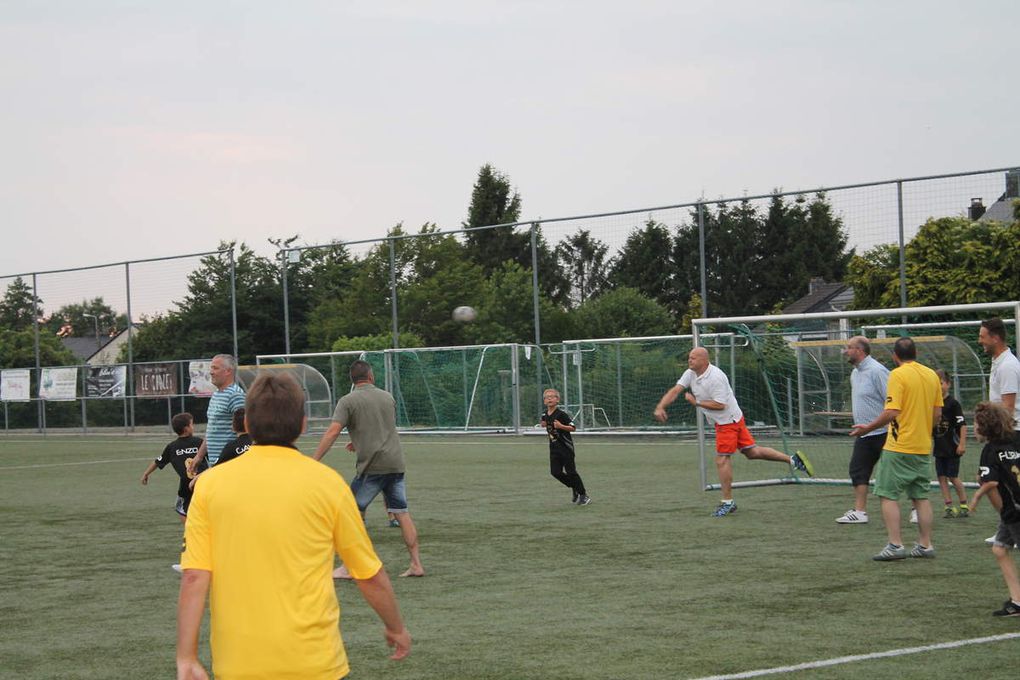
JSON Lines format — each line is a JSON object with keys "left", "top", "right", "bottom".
{"left": 990, "top": 348, "right": 1020, "bottom": 425}
{"left": 678, "top": 364, "right": 743, "bottom": 426}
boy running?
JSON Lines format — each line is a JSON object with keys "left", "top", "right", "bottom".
{"left": 542, "top": 389, "right": 590, "bottom": 506}
{"left": 140, "top": 412, "right": 207, "bottom": 523}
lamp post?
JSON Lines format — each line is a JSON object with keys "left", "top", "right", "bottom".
{"left": 82, "top": 313, "right": 100, "bottom": 349}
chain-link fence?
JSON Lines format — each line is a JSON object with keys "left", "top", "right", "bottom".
{"left": 2, "top": 166, "right": 1017, "bottom": 433}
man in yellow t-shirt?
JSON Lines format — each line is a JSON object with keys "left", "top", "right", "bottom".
{"left": 850, "top": 337, "right": 942, "bottom": 562}
{"left": 176, "top": 372, "right": 411, "bottom": 680}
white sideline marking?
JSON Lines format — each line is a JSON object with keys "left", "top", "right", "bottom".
{"left": 0, "top": 457, "right": 152, "bottom": 471}
{"left": 690, "top": 633, "right": 1020, "bottom": 679}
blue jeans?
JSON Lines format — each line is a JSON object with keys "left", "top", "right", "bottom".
{"left": 350, "top": 473, "right": 408, "bottom": 513}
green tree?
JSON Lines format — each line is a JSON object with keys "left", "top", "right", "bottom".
{"left": 463, "top": 164, "right": 528, "bottom": 274}
{"left": 332, "top": 332, "right": 424, "bottom": 352}
{"left": 0, "top": 328, "right": 76, "bottom": 369}
{"left": 0, "top": 277, "right": 42, "bottom": 331}
{"left": 464, "top": 262, "right": 572, "bottom": 344}
{"left": 846, "top": 216, "right": 1020, "bottom": 308}
{"left": 556, "top": 229, "right": 610, "bottom": 307}
{"left": 43, "top": 298, "right": 126, "bottom": 338}
{"left": 572, "top": 287, "right": 674, "bottom": 339}
{"left": 612, "top": 220, "right": 676, "bottom": 312}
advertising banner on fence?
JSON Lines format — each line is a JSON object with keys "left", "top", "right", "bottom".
{"left": 39, "top": 367, "right": 78, "bottom": 401}
{"left": 1, "top": 369, "right": 31, "bottom": 402}
{"left": 86, "top": 365, "right": 127, "bottom": 398}
{"left": 188, "top": 361, "right": 215, "bottom": 396}
{"left": 135, "top": 363, "right": 178, "bottom": 397}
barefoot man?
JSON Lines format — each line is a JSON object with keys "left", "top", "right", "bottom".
{"left": 314, "top": 360, "right": 425, "bottom": 578}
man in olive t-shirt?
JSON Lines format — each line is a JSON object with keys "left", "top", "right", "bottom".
{"left": 313, "top": 360, "right": 425, "bottom": 578}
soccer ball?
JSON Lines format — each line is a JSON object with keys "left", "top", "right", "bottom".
{"left": 452, "top": 306, "right": 477, "bottom": 323}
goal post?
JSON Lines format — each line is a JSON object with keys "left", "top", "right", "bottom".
{"left": 691, "top": 301, "right": 1020, "bottom": 492}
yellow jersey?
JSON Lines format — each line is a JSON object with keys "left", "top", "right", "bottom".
{"left": 884, "top": 361, "right": 943, "bottom": 455}
{"left": 181, "top": 444, "right": 383, "bottom": 680}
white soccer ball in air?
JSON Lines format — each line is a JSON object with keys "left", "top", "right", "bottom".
{"left": 452, "top": 306, "right": 477, "bottom": 323}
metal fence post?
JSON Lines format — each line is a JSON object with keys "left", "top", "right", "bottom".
{"left": 389, "top": 238, "right": 399, "bottom": 349}
{"left": 281, "top": 248, "right": 291, "bottom": 356}
{"left": 897, "top": 180, "right": 907, "bottom": 309}
{"left": 125, "top": 262, "right": 135, "bottom": 430}
{"left": 31, "top": 273, "right": 42, "bottom": 432}
{"left": 229, "top": 248, "right": 239, "bottom": 361}
{"left": 697, "top": 202, "right": 708, "bottom": 318}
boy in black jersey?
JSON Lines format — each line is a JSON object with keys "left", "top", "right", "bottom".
{"left": 933, "top": 370, "right": 969, "bottom": 517}
{"left": 969, "top": 401, "right": 1020, "bottom": 617}
{"left": 140, "top": 412, "right": 207, "bottom": 522}
{"left": 541, "top": 388, "right": 590, "bottom": 505}
{"left": 217, "top": 408, "right": 252, "bottom": 465}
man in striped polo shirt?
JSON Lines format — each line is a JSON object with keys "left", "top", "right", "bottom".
{"left": 189, "top": 354, "right": 246, "bottom": 469}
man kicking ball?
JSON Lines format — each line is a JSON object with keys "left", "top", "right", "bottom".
{"left": 655, "top": 346, "right": 814, "bottom": 516}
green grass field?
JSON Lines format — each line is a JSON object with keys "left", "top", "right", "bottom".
{"left": 2, "top": 433, "right": 1018, "bottom": 679}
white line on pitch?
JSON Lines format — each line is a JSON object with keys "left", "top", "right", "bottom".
{"left": 0, "top": 457, "right": 153, "bottom": 471}
{"left": 690, "top": 633, "right": 1020, "bottom": 680}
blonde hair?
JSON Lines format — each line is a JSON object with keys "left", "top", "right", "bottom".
{"left": 543, "top": 388, "right": 560, "bottom": 398}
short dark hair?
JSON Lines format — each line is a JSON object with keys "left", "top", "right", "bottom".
{"left": 893, "top": 336, "right": 916, "bottom": 361}
{"left": 171, "top": 412, "right": 194, "bottom": 435}
{"left": 349, "top": 360, "right": 373, "bottom": 383}
{"left": 974, "top": 401, "right": 1015, "bottom": 443}
{"left": 232, "top": 407, "right": 246, "bottom": 433}
{"left": 981, "top": 318, "right": 1007, "bottom": 343}
{"left": 245, "top": 373, "right": 304, "bottom": 446}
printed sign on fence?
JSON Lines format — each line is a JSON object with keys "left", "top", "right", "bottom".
{"left": 86, "top": 365, "right": 127, "bottom": 398}
{"left": 135, "top": 363, "right": 178, "bottom": 397}
{"left": 1, "top": 369, "right": 31, "bottom": 402}
{"left": 39, "top": 367, "right": 78, "bottom": 401}
{"left": 188, "top": 361, "right": 215, "bottom": 396}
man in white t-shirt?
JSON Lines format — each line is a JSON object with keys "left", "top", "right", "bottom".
{"left": 654, "top": 346, "right": 815, "bottom": 516}
{"left": 979, "top": 318, "right": 1020, "bottom": 426}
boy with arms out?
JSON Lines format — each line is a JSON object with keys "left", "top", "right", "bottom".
{"left": 932, "top": 369, "right": 968, "bottom": 518}
{"left": 177, "top": 372, "right": 411, "bottom": 680}
{"left": 968, "top": 401, "right": 1020, "bottom": 617}
{"left": 542, "top": 388, "right": 591, "bottom": 505}
{"left": 140, "top": 412, "right": 206, "bottom": 524}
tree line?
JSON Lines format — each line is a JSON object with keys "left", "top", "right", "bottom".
{"left": 5, "top": 164, "right": 1015, "bottom": 369}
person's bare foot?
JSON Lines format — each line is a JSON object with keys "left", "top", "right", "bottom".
{"left": 399, "top": 567, "right": 425, "bottom": 577}
{"left": 332, "top": 565, "right": 353, "bottom": 580}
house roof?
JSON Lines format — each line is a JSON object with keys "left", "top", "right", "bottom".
{"left": 782, "top": 281, "right": 854, "bottom": 315}
{"left": 978, "top": 197, "right": 1018, "bottom": 224}
{"left": 61, "top": 336, "right": 112, "bottom": 362}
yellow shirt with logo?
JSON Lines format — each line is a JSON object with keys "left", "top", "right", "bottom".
{"left": 181, "top": 444, "right": 383, "bottom": 680}
{"left": 884, "top": 361, "right": 943, "bottom": 455}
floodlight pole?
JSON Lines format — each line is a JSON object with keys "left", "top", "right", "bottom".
{"left": 389, "top": 238, "right": 399, "bottom": 349}
{"left": 896, "top": 181, "right": 907, "bottom": 311}
{"left": 280, "top": 248, "right": 291, "bottom": 356}
{"left": 697, "top": 202, "right": 707, "bottom": 317}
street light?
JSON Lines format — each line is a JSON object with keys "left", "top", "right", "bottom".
{"left": 82, "top": 313, "right": 100, "bottom": 348}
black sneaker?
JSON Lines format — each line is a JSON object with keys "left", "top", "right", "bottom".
{"left": 572, "top": 490, "right": 580, "bottom": 504}
{"left": 992, "top": 600, "right": 1020, "bottom": 617}
{"left": 576, "top": 495, "right": 592, "bottom": 506}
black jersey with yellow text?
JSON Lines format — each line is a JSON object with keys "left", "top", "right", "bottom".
{"left": 156, "top": 435, "right": 207, "bottom": 497}
{"left": 933, "top": 395, "right": 965, "bottom": 458}
{"left": 541, "top": 408, "right": 575, "bottom": 454}
{"left": 979, "top": 434, "right": 1020, "bottom": 524}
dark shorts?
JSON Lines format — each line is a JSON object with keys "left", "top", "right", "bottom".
{"left": 934, "top": 456, "right": 961, "bottom": 479}
{"left": 849, "top": 433, "right": 886, "bottom": 486}
{"left": 992, "top": 520, "right": 1020, "bottom": 549}
{"left": 350, "top": 473, "right": 409, "bottom": 514}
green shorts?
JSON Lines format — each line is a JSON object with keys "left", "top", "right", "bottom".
{"left": 873, "top": 450, "right": 932, "bottom": 500}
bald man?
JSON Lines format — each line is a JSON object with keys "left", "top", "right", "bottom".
{"left": 655, "top": 346, "right": 814, "bottom": 516}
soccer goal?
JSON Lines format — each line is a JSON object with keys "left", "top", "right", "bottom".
{"left": 690, "top": 301, "right": 1020, "bottom": 492}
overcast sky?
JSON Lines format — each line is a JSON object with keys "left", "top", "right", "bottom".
{"left": 2, "top": 0, "right": 1018, "bottom": 284}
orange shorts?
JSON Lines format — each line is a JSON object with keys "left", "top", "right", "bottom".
{"left": 714, "top": 418, "right": 755, "bottom": 455}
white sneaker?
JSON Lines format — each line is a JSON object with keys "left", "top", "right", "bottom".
{"left": 986, "top": 534, "right": 997, "bottom": 545}
{"left": 836, "top": 509, "right": 869, "bottom": 524}
{"left": 172, "top": 563, "right": 183, "bottom": 573}
{"left": 909, "top": 509, "right": 918, "bottom": 524}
